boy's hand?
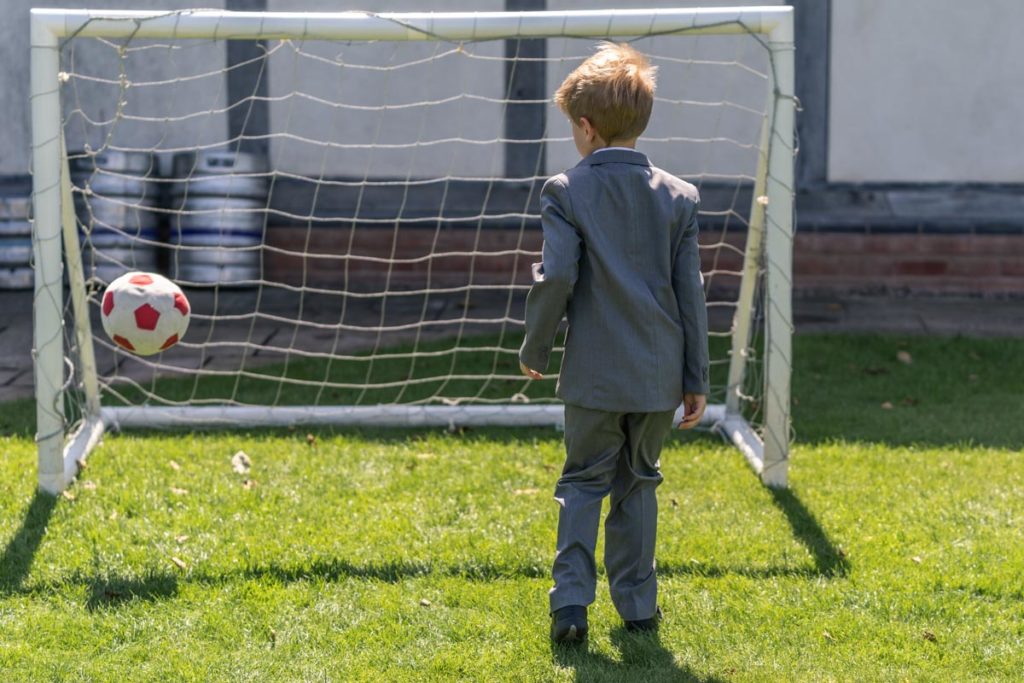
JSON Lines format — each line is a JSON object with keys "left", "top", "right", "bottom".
{"left": 520, "top": 362, "right": 543, "bottom": 380}
{"left": 678, "top": 393, "right": 706, "bottom": 430}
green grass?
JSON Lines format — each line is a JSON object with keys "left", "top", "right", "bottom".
{"left": 2, "top": 334, "right": 1023, "bottom": 681}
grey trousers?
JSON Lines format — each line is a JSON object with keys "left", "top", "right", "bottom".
{"left": 549, "top": 403, "right": 675, "bottom": 621}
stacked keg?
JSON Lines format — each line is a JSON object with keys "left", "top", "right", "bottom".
{"left": 70, "top": 150, "right": 161, "bottom": 284}
{"left": 0, "top": 195, "right": 32, "bottom": 289}
{"left": 169, "top": 149, "right": 268, "bottom": 285}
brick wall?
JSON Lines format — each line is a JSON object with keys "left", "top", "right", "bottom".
{"left": 265, "top": 225, "right": 1024, "bottom": 296}
{"left": 266, "top": 225, "right": 543, "bottom": 291}
{"left": 794, "top": 232, "right": 1023, "bottom": 295}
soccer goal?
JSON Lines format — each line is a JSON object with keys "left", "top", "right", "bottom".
{"left": 30, "top": 7, "right": 795, "bottom": 494}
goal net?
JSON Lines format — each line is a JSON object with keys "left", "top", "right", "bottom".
{"left": 30, "top": 8, "right": 795, "bottom": 493}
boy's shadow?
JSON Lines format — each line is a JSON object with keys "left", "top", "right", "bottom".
{"left": 552, "top": 627, "right": 726, "bottom": 682}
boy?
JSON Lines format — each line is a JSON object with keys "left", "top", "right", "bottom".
{"left": 519, "top": 42, "right": 710, "bottom": 644}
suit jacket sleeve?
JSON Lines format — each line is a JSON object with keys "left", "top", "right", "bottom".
{"left": 673, "top": 199, "right": 711, "bottom": 395}
{"left": 519, "top": 177, "right": 581, "bottom": 372}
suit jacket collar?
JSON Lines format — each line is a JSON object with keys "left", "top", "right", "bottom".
{"left": 577, "top": 148, "right": 651, "bottom": 168}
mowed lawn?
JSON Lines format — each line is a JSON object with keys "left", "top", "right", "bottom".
{"left": 1, "top": 334, "right": 1023, "bottom": 681}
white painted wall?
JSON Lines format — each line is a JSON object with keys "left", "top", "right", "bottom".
{"left": 264, "top": 0, "right": 507, "bottom": 179}
{"left": 2, "top": 0, "right": 227, "bottom": 176}
{"left": 7, "top": 1, "right": 1017, "bottom": 184}
{"left": 5, "top": 0, "right": 778, "bottom": 188}
{"left": 830, "top": 0, "right": 1024, "bottom": 183}
{"left": 545, "top": 0, "right": 781, "bottom": 178}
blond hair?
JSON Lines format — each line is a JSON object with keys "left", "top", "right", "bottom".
{"left": 554, "top": 42, "right": 657, "bottom": 143}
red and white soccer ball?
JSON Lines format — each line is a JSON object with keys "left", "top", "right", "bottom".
{"left": 101, "top": 272, "right": 190, "bottom": 356}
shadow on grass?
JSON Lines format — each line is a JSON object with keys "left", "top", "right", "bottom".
{"left": 238, "top": 557, "right": 549, "bottom": 584}
{"left": 655, "top": 481, "right": 848, "bottom": 580}
{"left": 553, "top": 627, "right": 726, "bottom": 683}
{"left": 0, "top": 491, "right": 58, "bottom": 595}
{"left": 84, "top": 573, "right": 179, "bottom": 611}
{"left": 790, "top": 334, "right": 1024, "bottom": 450}
{"left": 31, "top": 541, "right": 849, "bottom": 612}
{"left": 767, "top": 486, "right": 849, "bottom": 577}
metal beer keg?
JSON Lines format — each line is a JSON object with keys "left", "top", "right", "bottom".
{"left": 168, "top": 149, "right": 267, "bottom": 285}
{"left": 0, "top": 195, "right": 32, "bottom": 289}
{"left": 70, "top": 150, "right": 160, "bottom": 284}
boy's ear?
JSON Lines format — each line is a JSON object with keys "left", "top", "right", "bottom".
{"left": 578, "top": 116, "right": 596, "bottom": 142}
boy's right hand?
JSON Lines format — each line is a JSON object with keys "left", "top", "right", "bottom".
{"left": 520, "top": 361, "right": 543, "bottom": 380}
{"left": 678, "top": 393, "right": 706, "bottom": 430}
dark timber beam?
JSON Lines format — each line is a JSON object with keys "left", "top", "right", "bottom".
{"left": 504, "top": 0, "right": 547, "bottom": 179}
{"left": 225, "top": 0, "right": 270, "bottom": 157}
{"left": 789, "top": 0, "right": 830, "bottom": 190}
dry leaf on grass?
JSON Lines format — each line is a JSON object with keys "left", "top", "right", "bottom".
{"left": 897, "top": 350, "right": 913, "bottom": 365}
{"left": 922, "top": 630, "right": 937, "bottom": 642}
{"left": 243, "top": 479, "right": 258, "bottom": 490}
{"left": 512, "top": 488, "right": 539, "bottom": 496}
{"left": 170, "top": 556, "right": 187, "bottom": 570}
{"left": 881, "top": 401, "right": 894, "bottom": 410}
{"left": 912, "top": 556, "right": 923, "bottom": 564}
{"left": 170, "top": 487, "right": 189, "bottom": 496}
{"left": 306, "top": 433, "right": 317, "bottom": 447}
{"left": 175, "top": 535, "right": 189, "bottom": 544}
{"left": 82, "top": 481, "right": 97, "bottom": 490}
{"left": 822, "top": 630, "right": 835, "bottom": 642}
{"left": 61, "top": 490, "right": 76, "bottom": 501}
{"left": 169, "top": 460, "right": 181, "bottom": 471}
{"left": 419, "top": 598, "right": 431, "bottom": 607}
{"left": 232, "top": 450, "right": 252, "bottom": 475}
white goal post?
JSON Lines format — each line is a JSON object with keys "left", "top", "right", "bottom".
{"left": 30, "top": 7, "right": 795, "bottom": 494}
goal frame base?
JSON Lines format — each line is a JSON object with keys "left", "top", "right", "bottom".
{"left": 43, "top": 403, "right": 781, "bottom": 494}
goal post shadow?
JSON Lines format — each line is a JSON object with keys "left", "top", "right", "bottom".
{"left": 0, "top": 491, "right": 59, "bottom": 596}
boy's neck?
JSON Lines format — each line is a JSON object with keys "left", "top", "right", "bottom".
{"left": 587, "top": 138, "right": 638, "bottom": 155}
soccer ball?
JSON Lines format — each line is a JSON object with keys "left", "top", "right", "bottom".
{"left": 100, "top": 272, "right": 190, "bottom": 355}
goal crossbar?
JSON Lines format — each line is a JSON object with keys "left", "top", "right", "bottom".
{"left": 32, "top": 7, "right": 793, "bottom": 41}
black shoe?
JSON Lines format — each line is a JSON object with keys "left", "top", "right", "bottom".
{"left": 551, "top": 605, "right": 589, "bottom": 643}
{"left": 624, "top": 606, "right": 663, "bottom": 633}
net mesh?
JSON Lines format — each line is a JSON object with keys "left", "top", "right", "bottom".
{"left": 51, "top": 11, "right": 776, "bottom": 437}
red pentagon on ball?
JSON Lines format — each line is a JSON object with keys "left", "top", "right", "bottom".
{"left": 113, "top": 335, "right": 135, "bottom": 351}
{"left": 102, "top": 290, "right": 115, "bottom": 316}
{"left": 160, "top": 334, "right": 179, "bottom": 350}
{"left": 134, "top": 303, "right": 161, "bottom": 331}
{"left": 129, "top": 273, "right": 154, "bottom": 286}
{"left": 173, "top": 292, "right": 190, "bottom": 316}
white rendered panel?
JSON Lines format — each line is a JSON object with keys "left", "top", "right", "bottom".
{"left": 1, "top": 0, "right": 227, "bottom": 176}
{"left": 830, "top": 0, "right": 1024, "bottom": 183}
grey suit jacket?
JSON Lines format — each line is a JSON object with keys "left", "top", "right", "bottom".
{"left": 520, "top": 148, "right": 710, "bottom": 412}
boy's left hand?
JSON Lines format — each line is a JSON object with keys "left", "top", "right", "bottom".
{"left": 678, "top": 393, "right": 706, "bottom": 430}
{"left": 520, "top": 362, "right": 543, "bottom": 380}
